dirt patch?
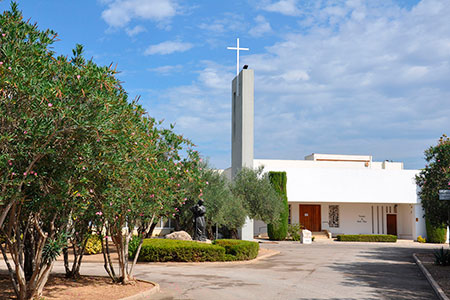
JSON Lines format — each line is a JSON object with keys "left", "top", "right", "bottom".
{"left": 0, "top": 274, "right": 155, "bottom": 300}
{"left": 416, "top": 252, "right": 450, "bottom": 297}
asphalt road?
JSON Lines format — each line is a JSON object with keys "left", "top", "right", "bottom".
{"left": 1, "top": 240, "right": 443, "bottom": 299}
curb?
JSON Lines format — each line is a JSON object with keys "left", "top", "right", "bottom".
{"left": 413, "top": 253, "right": 449, "bottom": 300}
{"left": 119, "top": 280, "right": 160, "bottom": 300}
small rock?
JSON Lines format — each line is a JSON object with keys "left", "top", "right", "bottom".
{"left": 165, "top": 231, "right": 192, "bottom": 241}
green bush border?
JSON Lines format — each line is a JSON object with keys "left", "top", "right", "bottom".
{"left": 130, "top": 238, "right": 259, "bottom": 262}
{"left": 426, "top": 220, "right": 447, "bottom": 244}
{"left": 336, "top": 234, "right": 397, "bottom": 242}
{"left": 213, "top": 239, "right": 259, "bottom": 260}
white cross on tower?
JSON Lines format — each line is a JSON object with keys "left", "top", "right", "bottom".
{"left": 227, "top": 38, "right": 249, "bottom": 76}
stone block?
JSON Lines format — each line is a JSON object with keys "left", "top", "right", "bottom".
{"left": 165, "top": 231, "right": 192, "bottom": 241}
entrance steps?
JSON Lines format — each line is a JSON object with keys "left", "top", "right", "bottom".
{"left": 312, "top": 230, "right": 332, "bottom": 239}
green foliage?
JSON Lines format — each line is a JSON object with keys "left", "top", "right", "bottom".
{"left": 417, "top": 235, "right": 426, "bottom": 243}
{"left": 426, "top": 220, "right": 447, "bottom": 244}
{"left": 336, "top": 235, "right": 397, "bottom": 242}
{"left": 134, "top": 238, "right": 259, "bottom": 262}
{"left": 415, "top": 135, "right": 450, "bottom": 227}
{"left": 287, "top": 224, "right": 303, "bottom": 241}
{"left": 135, "top": 239, "right": 226, "bottom": 262}
{"left": 267, "top": 172, "right": 288, "bottom": 241}
{"left": 232, "top": 167, "right": 283, "bottom": 224}
{"left": 84, "top": 235, "right": 102, "bottom": 255}
{"left": 176, "top": 163, "right": 246, "bottom": 238}
{"left": 434, "top": 247, "right": 450, "bottom": 266}
{"left": 213, "top": 239, "right": 259, "bottom": 260}
{"left": 128, "top": 235, "right": 141, "bottom": 259}
{"left": 42, "top": 234, "right": 68, "bottom": 264}
{"left": 0, "top": 1, "right": 205, "bottom": 290}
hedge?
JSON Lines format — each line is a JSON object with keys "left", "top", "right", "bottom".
{"left": 267, "top": 172, "right": 289, "bottom": 240}
{"left": 336, "top": 234, "right": 397, "bottom": 242}
{"left": 130, "top": 238, "right": 259, "bottom": 262}
{"left": 213, "top": 239, "right": 259, "bottom": 260}
{"left": 426, "top": 220, "right": 447, "bottom": 244}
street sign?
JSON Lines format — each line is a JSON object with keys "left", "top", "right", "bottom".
{"left": 439, "top": 190, "right": 450, "bottom": 201}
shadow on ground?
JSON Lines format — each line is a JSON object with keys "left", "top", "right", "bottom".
{"left": 330, "top": 246, "right": 438, "bottom": 300}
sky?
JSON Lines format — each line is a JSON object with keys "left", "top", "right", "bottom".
{"left": 1, "top": 0, "right": 449, "bottom": 170}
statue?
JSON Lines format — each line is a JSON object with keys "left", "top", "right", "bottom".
{"left": 191, "top": 199, "right": 206, "bottom": 241}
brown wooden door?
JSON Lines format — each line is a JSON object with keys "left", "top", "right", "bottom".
{"left": 299, "top": 205, "right": 321, "bottom": 232}
{"left": 387, "top": 214, "right": 397, "bottom": 235}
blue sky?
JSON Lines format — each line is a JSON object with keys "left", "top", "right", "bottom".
{"left": 2, "top": 0, "right": 449, "bottom": 169}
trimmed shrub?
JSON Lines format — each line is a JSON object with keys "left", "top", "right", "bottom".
{"left": 136, "top": 239, "right": 226, "bottom": 262}
{"left": 84, "top": 235, "right": 102, "bottom": 255}
{"left": 426, "top": 220, "right": 447, "bottom": 244}
{"left": 267, "top": 172, "right": 288, "bottom": 240}
{"left": 336, "top": 235, "right": 397, "bottom": 242}
{"left": 213, "top": 239, "right": 259, "bottom": 260}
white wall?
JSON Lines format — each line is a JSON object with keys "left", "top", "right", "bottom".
{"left": 289, "top": 203, "right": 416, "bottom": 238}
{"left": 254, "top": 160, "right": 419, "bottom": 205}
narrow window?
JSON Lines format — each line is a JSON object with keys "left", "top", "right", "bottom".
{"left": 288, "top": 204, "right": 291, "bottom": 225}
{"left": 329, "top": 205, "right": 339, "bottom": 228}
{"left": 371, "top": 206, "right": 374, "bottom": 234}
{"left": 377, "top": 206, "right": 379, "bottom": 234}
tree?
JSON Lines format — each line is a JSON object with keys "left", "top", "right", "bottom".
{"left": 0, "top": 4, "right": 129, "bottom": 298}
{"left": 0, "top": 3, "right": 204, "bottom": 297}
{"left": 415, "top": 135, "right": 450, "bottom": 231}
{"left": 231, "top": 167, "right": 283, "bottom": 224}
{"left": 175, "top": 163, "right": 246, "bottom": 239}
{"left": 267, "top": 172, "right": 289, "bottom": 240}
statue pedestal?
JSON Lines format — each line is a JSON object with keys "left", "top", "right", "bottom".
{"left": 238, "top": 216, "right": 254, "bottom": 241}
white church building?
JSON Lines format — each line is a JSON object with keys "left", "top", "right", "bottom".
{"left": 225, "top": 63, "right": 427, "bottom": 241}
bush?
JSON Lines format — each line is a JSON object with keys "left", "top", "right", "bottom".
{"left": 136, "top": 239, "right": 226, "bottom": 262}
{"left": 267, "top": 172, "right": 288, "bottom": 240}
{"left": 417, "top": 235, "right": 427, "bottom": 243}
{"left": 426, "top": 220, "right": 447, "bottom": 244}
{"left": 133, "top": 238, "right": 260, "bottom": 262}
{"left": 213, "top": 239, "right": 259, "bottom": 260}
{"left": 288, "top": 224, "right": 303, "bottom": 241}
{"left": 336, "top": 235, "right": 397, "bottom": 242}
{"left": 84, "top": 235, "right": 102, "bottom": 255}
{"left": 434, "top": 247, "right": 450, "bottom": 266}
{"left": 128, "top": 235, "right": 141, "bottom": 259}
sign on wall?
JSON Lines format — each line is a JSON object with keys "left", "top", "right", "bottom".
{"left": 439, "top": 190, "right": 450, "bottom": 201}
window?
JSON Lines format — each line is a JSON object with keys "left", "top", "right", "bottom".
{"left": 328, "top": 205, "right": 339, "bottom": 228}
{"left": 288, "top": 204, "right": 291, "bottom": 224}
{"left": 156, "top": 218, "right": 173, "bottom": 229}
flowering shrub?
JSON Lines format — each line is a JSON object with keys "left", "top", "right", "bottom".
{"left": 417, "top": 235, "right": 426, "bottom": 243}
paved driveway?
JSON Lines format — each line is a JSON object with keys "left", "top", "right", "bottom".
{"left": 1, "top": 240, "right": 444, "bottom": 299}
{"left": 128, "top": 241, "right": 440, "bottom": 300}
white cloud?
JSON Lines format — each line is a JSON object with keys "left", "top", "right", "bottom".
{"left": 144, "top": 40, "right": 193, "bottom": 55}
{"left": 142, "top": 0, "right": 450, "bottom": 169}
{"left": 101, "top": 0, "right": 178, "bottom": 28}
{"left": 249, "top": 15, "right": 272, "bottom": 37}
{"left": 262, "top": 0, "right": 301, "bottom": 16}
{"left": 198, "top": 13, "right": 246, "bottom": 34}
{"left": 148, "top": 64, "right": 183, "bottom": 75}
{"left": 125, "top": 25, "right": 146, "bottom": 36}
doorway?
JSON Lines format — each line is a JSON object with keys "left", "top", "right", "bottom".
{"left": 386, "top": 214, "right": 397, "bottom": 236}
{"left": 299, "top": 205, "right": 321, "bottom": 232}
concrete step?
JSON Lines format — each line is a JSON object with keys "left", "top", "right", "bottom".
{"left": 312, "top": 231, "right": 332, "bottom": 239}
